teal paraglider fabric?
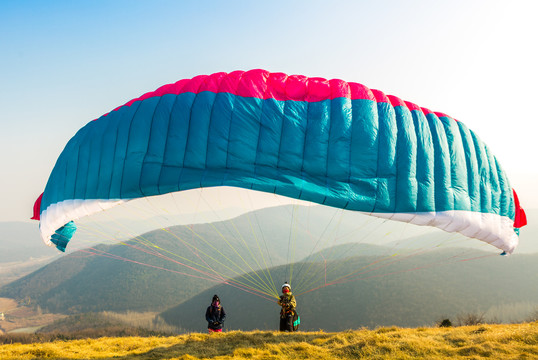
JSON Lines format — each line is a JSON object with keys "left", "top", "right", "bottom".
{"left": 33, "top": 70, "right": 525, "bottom": 253}
{"left": 50, "top": 221, "right": 77, "bottom": 252}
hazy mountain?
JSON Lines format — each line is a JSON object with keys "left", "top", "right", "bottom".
{"left": 0, "top": 240, "right": 213, "bottom": 313}
{"left": 1, "top": 206, "right": 534, "bottom": 269}
{"left": 0, "top": 222, "right": 61, "bottom": 286}
{"left": 1, "top": 205, "right": 535, "bottom": 329}
{"left": 0, "top": 222, "right": 59, "bottom": 262}
{"left": 0, "top": 205, "right": 361, "bottom": 313}
{"left": 161, "top": 249, "right": 538, "bottom": 331}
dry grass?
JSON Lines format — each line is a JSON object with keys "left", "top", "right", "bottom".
{"left": 1, "top": 322, "right": 537, "bottom": 359}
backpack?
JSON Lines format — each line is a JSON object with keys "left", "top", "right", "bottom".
{"left": 292, "top": 310, "right": 300, "bottom": 331}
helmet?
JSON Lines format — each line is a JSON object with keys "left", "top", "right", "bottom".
{"left": 281, "top": 282, "right": 291, "bottom": 291}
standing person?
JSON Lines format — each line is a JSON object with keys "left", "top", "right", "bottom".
{"left": 205, "top": 294, "right": 226, "bottom": 333}
{"left": 277, "top": 282, "right": 299, "bottom": 331}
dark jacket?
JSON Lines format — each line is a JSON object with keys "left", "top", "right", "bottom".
{"left": 205, "top": 304, "right": 226, "bottom": 330}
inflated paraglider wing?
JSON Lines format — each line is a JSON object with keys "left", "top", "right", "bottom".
{"left": 32, "top": 70, "right": 526, "bottom": 253}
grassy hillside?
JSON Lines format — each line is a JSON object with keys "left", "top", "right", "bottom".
{"left": 1, "top": 324, "right": 537, "bottom": 359}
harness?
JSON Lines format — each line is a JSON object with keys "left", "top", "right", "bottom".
{"left": 279, "top": 295, "right": 295, "bottom": 318}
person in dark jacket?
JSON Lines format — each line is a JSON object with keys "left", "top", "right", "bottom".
{"left": 205, "top": 294, "right": 226, "bottom": 333}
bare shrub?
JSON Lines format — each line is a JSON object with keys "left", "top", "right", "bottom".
{"left": 456, "top": 313, "right": 486, "bottom": 326}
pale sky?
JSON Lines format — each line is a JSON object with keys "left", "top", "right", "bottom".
{"left": 1, "top": 0, "right": 537, "bottom": 223}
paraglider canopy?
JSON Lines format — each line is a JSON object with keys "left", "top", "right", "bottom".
{"left": 33, "top": 69, "right": 526, "bottom": 254}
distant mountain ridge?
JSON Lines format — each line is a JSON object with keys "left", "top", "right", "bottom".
{"left": 0, "top": 205, "right": 340, "bottom": 312}
{"left": 0, "top": 222, "right": 59, "bottom": 262}
{"left": 1, "top": 206, "right": 536, "bottom": 331}
{"left": 1, "top": 207, "right": 536, "bottom": 263}
{"left": 161, "top": 249, "right": 538, "bottom": 331}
